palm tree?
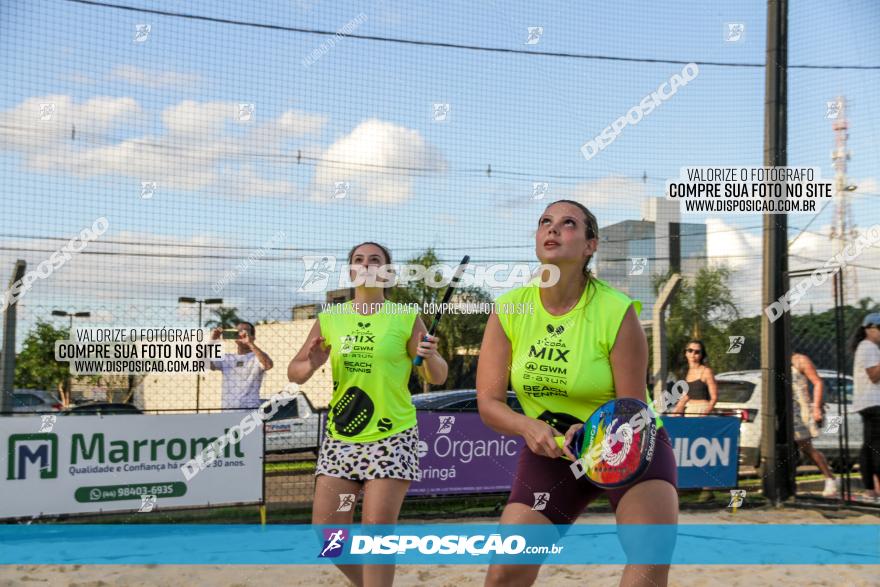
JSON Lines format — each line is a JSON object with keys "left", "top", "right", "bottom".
{"left": 654, "top": 265, "right": 740, "bottom": 375}
{"left": 204, "top": 306, "right": 243, "bottom": 329}
{"left": 387, "top": 248, "right": 493, "bottom": 392}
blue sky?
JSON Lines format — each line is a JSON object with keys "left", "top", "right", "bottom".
{"left": 0, "top": 0, "right": 878, "bottom": 339}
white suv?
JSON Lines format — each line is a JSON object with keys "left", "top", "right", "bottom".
{"left": 261, "top": 388, "right": 321, "bottom": 454}
{"left": 712, "top": 370, "right": 860, "bottom": 469}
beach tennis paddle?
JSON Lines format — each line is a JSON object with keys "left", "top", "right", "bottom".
{"left": 554, "top": 397, "right": 658, "bottom": 488}
{"left": 413, "top": 255, "right": 470, "bottom": 367}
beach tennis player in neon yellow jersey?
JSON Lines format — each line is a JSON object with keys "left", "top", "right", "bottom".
{"left": 288, "top": 242, "right": 448, "bottom": 587}
{"left": 477, "top": 200, "right": 679, "bottom": 587}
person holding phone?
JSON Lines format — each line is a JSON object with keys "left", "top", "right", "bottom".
{"left": 209, "top": 321, "right": 273, "bottom": 410}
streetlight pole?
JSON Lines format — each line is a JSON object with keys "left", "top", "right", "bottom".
{"left": 51, "top": 310, "right": 91, "bottom": 407}
{"left": 177, "top": 297, "right": 222, "bottom": 412}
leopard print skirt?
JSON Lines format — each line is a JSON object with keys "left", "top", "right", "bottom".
{"left": 315, "top": 425, "right": 421, "bottom": 482}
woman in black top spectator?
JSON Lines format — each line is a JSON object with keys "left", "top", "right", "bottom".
{"left": 671, "top": 340, "right": 718, "bottom": 415}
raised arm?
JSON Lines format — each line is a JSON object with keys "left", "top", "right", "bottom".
{"left": 287, "top": 320, "right": 330, "bottom": 384}
{"left": 242, "top": 331, "right": 273, "bottom": 371}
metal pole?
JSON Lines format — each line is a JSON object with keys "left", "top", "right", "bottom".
{"left": 835, "top": 271, "right": 851, "bottom": 501}
{"left": 196, "top": 301, "right": 202, "bottom": 412}
{"left": 652, "top": 274, "right": 683, "bottom": 413}
{"left": 760, "top": 0, "right": 795, "bottom": 503}
{"left": 0, "top": 261, "right": 27, "bottom": 413}
{"left": 65, "top": 315, "right": 73, "bottom": 407}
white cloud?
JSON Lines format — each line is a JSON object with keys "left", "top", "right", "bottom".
{"left": 63, "top": 72, "right": 98, "bottom": 85}
{"left": 0, "top": 229, "right": 222, "bottom": 310}
{"left": 500, "top": 176, "right": 647, "bottom": 224}
{"left": 706, "top": 218, "right": 763, "bottom": 315}
{"left": 312, "top": 118, "right": 446, "bottom": 204}
{"left": 110, "top": 65, "right": 201, "bottom": 89}
{"left": 277, "top": 109, "right": 327, "bottom": 136}
{"left": 162, "top": 100, "right": 235, "bottom": 139}
{"left": 706, "top": 218, "right": 761, "bottom": 271}
{"left": 568, "top": 176, "right": 650, "bottom": 210}
{"left": 0, "top": 96, "right": 325, "bottom": 197}
{"left": 706, "top": 217, "right": 880, "bottom": 316}
{"left": 218, "top": 163, "right": 300, "bottom": 199}
{"left": 854, "top": 177, "right": 877, "bottom": 196}
{"left": 0, "top": 94, "right": 141, "bottom": 151}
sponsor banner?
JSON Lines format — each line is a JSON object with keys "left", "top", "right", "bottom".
{"left": 1, "top": 415, "right": 262, "bottom": 518}
{"left": 409, "top": 412, "right": 523, "bottom": 495}
{"left": 663, "top": 416, "right": 740, "bottom": 489}
{"left": 1, "top": 524, "right": 878, "bottom": 565}
{"left": 319, "top": 412, "right": 738, "bottom": 494}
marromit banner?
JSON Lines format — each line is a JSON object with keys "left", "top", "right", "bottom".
{"left": 1, "top": 414, "right": 262, "bottom": 519}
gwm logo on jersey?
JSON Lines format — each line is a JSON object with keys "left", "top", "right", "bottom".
{"left": 7, "top": 434, "right": 58, "bottom": 480}
{"left": 522, "top": 323, "right": 571, "bottom": 398}
{"left": 342, "top": 322, "right": 374, "bottom": 374}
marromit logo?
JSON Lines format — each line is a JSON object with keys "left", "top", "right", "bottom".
{"left": 8, "top": 433, "right": 58, "bottom": 480}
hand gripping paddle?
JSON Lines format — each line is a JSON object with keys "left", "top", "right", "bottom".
{"left": 413, "top": 255, "right": 470, "bottom": 367}
{"left": 554, "top": 397, "right": 658, "bottom": 488}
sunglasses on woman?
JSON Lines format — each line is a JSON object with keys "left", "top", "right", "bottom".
{"left": 686, "top": 349, "right": 702, "bottom": 354}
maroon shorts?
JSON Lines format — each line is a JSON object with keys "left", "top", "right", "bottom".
{"left": 508, "top": 426, "right": 678, "bottom": 525}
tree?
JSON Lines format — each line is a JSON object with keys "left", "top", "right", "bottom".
{"left": 15, "top": 320, "right": 70, "bottom": 397}
{"left": 386, "top": 248, "right": 494, "bottom": 392}
{"left": 204, "top": 306, "right": 242, "bottom": 329}
{"left": 653, "top": 266, "right": 741, "bottom": 377}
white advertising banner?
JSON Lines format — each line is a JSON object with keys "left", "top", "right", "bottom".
{"left": 1, "top": 414, "right": 263, "bottom": 518}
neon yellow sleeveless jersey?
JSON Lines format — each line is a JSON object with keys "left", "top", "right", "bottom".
{"left": 495, "top": 277, "right": 663, "bottom": 434}
{"left": 318, "top": 300, "right": 419, "bottom": 442}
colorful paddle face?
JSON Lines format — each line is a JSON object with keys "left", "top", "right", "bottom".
{"left": 566, "top": 398, "right": 657, "bottom": 488}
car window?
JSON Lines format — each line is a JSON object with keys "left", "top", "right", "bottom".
{"left": 715, "top": 381, "right": 756, "bottom": 403}
{"left": 266, "top": 402, "right": 299, "bottom": 420}
{"left": 821, "top": 378, "right": 853, "bottom": 404}
{"left": 14, "top": 394, "right": 43, "bottom": 407}
{"left": 443, "top": 398, "right": 478, "bottom": 411}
